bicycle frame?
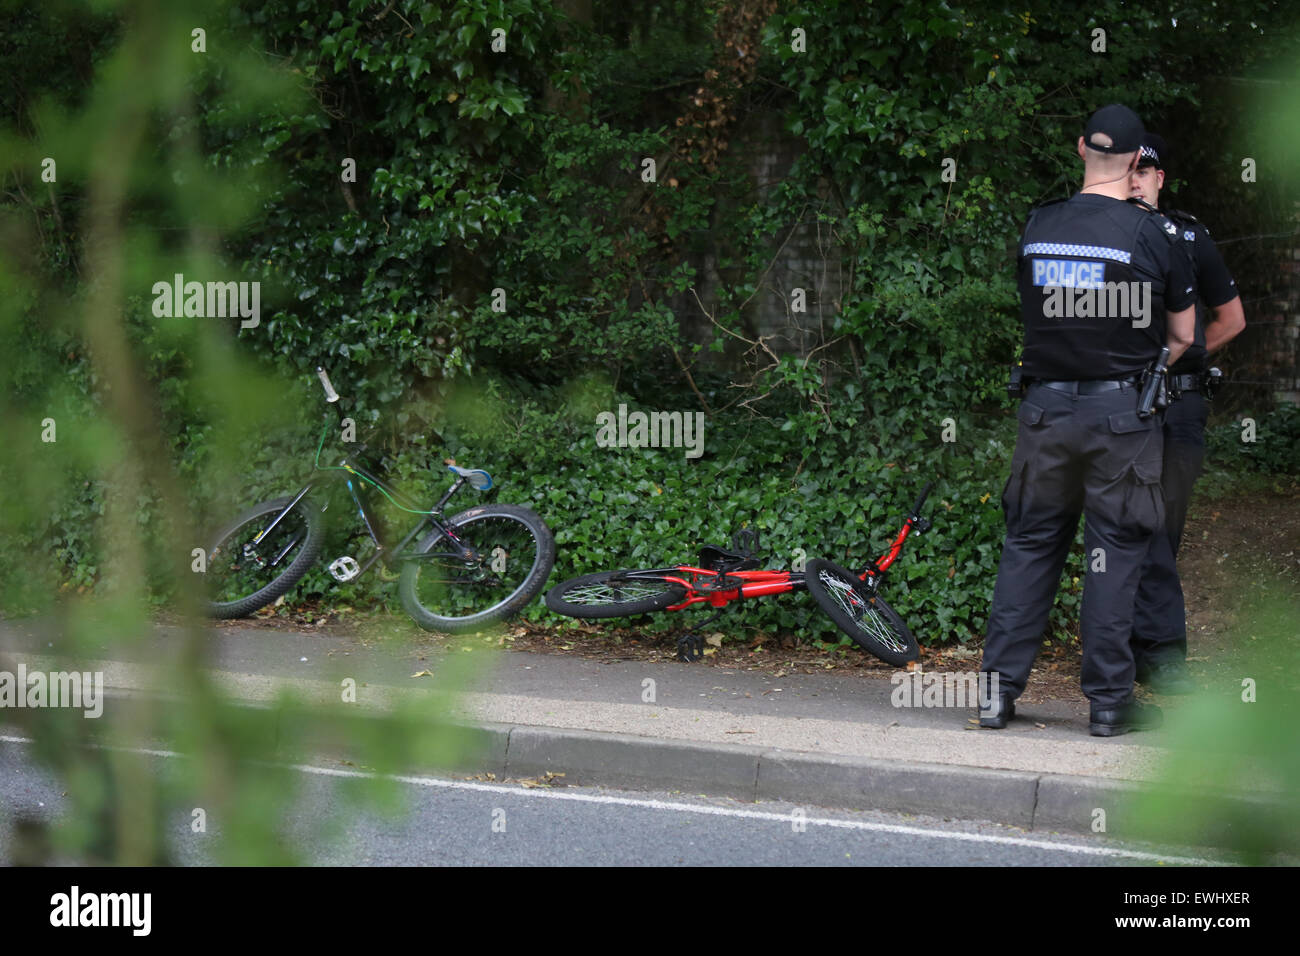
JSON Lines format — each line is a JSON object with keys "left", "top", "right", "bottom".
{"left": 613, "top": 481, "right": 932, "bottom": 611}
{"left": 619, "top": 567, "right": 805, "bottom": 611}
{"left": 248, "top": 472, "right": 474, "bottom": 584}
{"left": 247, "top": 399, "right": 483, "bottom": 585}
{"left": 855, "top": 480, "right": 932, "bottom": 586}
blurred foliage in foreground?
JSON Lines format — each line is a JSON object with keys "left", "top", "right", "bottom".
{"left": 1129, "top": 587, "right": 1300, "bottom": 864}
{"left": 0, "top": 0, "right": 483, "bottom": 864}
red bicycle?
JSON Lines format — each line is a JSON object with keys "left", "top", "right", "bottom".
{"left": 544, "top": 483, "right": 933, "bottom": 664}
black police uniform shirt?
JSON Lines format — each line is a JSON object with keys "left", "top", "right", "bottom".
{"left": 1016, "top": 193, "right": 1197, "bottom": 381}
{"left": 1163, "top": 210, "right": 1238, "bottom": 374}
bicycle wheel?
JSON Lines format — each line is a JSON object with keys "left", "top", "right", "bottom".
{"left": 545, "top": 570, "right": 686, "bottom": 618}
{"left": 205, "top": 495, "right": 325, "bottom": 618}
{"left": 803, "top": 558, "right": 919, "bottom": 666}
{"left": 399, "top": 504, "right": 555, "bottom": 633}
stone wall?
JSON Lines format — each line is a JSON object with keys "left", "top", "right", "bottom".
{"left": 669, "top": 107, "right": 847, "bottom": 363}
{"left": 1215, "top": 207, "right": 1300, "bottom": 409}
{"left": 1264, "top": 240, "right": 1300, "bottom": 404}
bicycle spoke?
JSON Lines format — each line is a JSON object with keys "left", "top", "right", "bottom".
{"left": 405, "top": 513, "right": 547, "bottom": 622}
{"left": 563, "top": 580, "right": 667, "bottom": 605}
{"left": 205, "top": 497, "right": 322, "bottom": 616}
{"left": 858, "top": 608, "right": 908, "bottom": 653}
{"left": 817, "top": 568, "right": 908, "bottom": 654}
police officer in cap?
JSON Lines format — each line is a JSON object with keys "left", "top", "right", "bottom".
{"left": 979, "top": 104, "right": 1197, "bottom": 736}
{"left": 1128, "top": 132, "right": 1246, "bottom": 694}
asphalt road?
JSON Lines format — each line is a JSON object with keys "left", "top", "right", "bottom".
{"left": 0, "top": 737, "right": 1227, "bottom": 867}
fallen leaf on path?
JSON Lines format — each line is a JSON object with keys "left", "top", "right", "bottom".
{"left": 518, "top": 772, "right": 566, "bottom": 789}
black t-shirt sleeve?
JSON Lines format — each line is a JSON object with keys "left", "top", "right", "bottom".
{"left": 1152, "top": 220, "right": 1197, "bottom": 311}
{"left": 1165, "top": 241, "right": 1197, "bottom": 311}
{"left": 1133, "top": 217, "right": 1196, "bottom": 312}
{"left": 1192, "top": 224, "right": 1238, "bottom": 307}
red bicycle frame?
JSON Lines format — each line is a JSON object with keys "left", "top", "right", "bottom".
{"left": 660, "top": 567, "right": 801, "bottom": 610}
{"left": 642, "top": 482, "right": 933, "bottom": 611}
{"left": 856, "top": 484, "right": 932, "bottom": 588}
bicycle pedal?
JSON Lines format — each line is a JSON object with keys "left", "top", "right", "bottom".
{"left": 328, "top": 555, "right": 361, "bottom": 582}
{"left": 675, "top": 633, "right": 704, "bottom": 663}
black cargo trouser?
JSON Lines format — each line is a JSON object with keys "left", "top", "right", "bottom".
{"left": 980, "top": 382, "right": 1165, "bottom": 709}
{"left": 1131, "top": 389, "right": 1208, "bottom": 668}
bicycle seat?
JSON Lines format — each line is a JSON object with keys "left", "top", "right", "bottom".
{"left": 447, "top": 465, "right": 493, "bottom": 490}
{"left": 698, "top": 545, "right": 760, "bottom": 574}
{"left": 698, "top": 526, "right": 761, "bottom": 573}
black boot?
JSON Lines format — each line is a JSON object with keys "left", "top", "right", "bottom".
{"left": 979, "top": 693, "right": 1016, "bottom": 729}
{"left": 1089, "top": 699, "right": 1163, "bottom": 737}
{"left": 1136, "top": 658, "right": 1195, "bottom": 696}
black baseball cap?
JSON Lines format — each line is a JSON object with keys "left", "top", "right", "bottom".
{"left": 1082, "top": 103, "right": 1144, "bottom": 154}
{"left": 1138, "top": 131, "right": 1168, "bottom": 170}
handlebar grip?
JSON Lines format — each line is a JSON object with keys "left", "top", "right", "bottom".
{"left": 317, "top": 366, "right": 340, "bottom": 403}
{"left": 910, "top": 482, "right": 933, "bottom": 517}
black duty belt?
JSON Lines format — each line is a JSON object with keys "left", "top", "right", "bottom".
{"left": 1171, "top": 373, "right": 1203, "bottom": 393}
{"left": 1035, "top": 377, "right": 1141, "bottom": 394}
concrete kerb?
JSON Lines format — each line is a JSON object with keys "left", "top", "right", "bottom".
{"left": 499, "top": 730, "right": 1281, "bottom": 846}
{"left": 66, "top": 689, "right": 1278, "bottom": 844}
{"left": 755, "top": 749, "right": 1041, "bottom": 827}
{"left": 506, "top": 726, "right": 764, "bottom": 799}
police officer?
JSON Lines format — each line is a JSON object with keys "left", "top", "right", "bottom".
{"left": 979, "top": 105, "right": 1198, "bottom": 736}
{"left": 1128, "top": 132, "right": 1246, "bottom": 694}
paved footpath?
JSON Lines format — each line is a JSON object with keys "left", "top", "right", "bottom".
{"left": 0, "top": 618, "right": 1277, "bottom": 845}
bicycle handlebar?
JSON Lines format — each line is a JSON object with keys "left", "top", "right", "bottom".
{"left": 317, "top": 366, "right": 340, "bottom": 404}
{"left": 910, "top": 482, "right": 933, "bottom": 518}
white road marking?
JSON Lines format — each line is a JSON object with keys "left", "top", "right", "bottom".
{"left": 0, "top": 733, "right": 1224, "bottom": 865}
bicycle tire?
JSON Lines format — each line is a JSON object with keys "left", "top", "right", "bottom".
{"left": 803, "top": 558, "right": 919, "bottom": 666}
{"left": 399, "top": 503, "right": 555, "bottom": 633}
{"left": 545, "top": 570, "right": 686, "bottom": 618}
{"left": 204, "top": 495, "right": 325, "bottom": 618}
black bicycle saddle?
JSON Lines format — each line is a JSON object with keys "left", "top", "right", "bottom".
{"left": 698, "top": 527, "right": 761, "bottom": 573}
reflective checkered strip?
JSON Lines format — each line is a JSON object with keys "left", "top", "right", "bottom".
{"left": 1022, "top": 242, "right": 1132, "bottom": 264}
